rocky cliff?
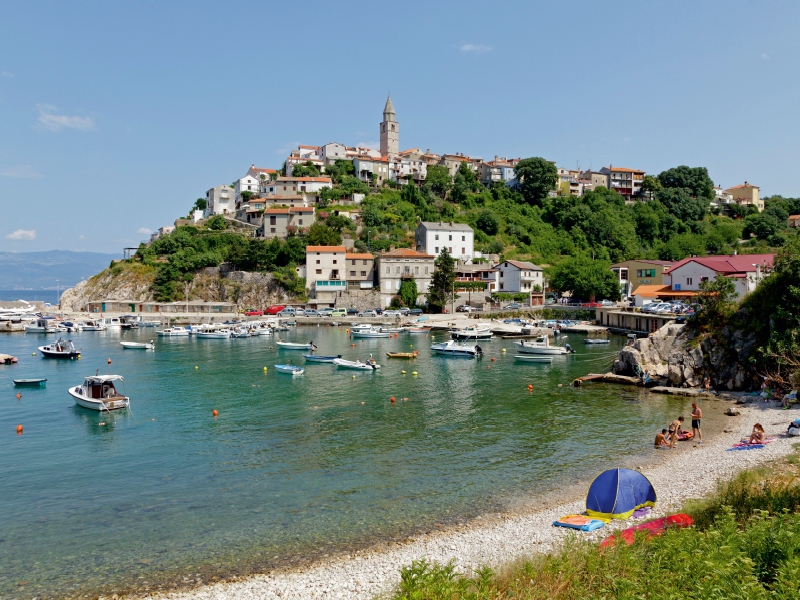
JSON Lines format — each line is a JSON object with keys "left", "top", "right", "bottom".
{"left": 614, "top": 324, "right": 760, "bottom": 391}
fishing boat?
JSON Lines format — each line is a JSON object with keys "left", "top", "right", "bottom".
{"left": 333, "top": 357, "right": 380, "bottom": 370}
{"left": 157, "top": 326, "right": 190, "bottom": 337}
{"left": 386, "top": 350, "right": 418, "bottom": 359}
{"left": 275, "top": 364, "right": 304, "bottom": 375}
{"left": 68, "top": 375, "right": 129, "bottom": 411}
{"left": 584, "top": 338, "right": 611, "bottom": 345}
{"left": 80, "top": 319, "right": 107, "bottom": 331}
{"left": 196, "top": 328, "right": 233, "bottom": 338}
{"left": 515, "top": 337, "right": 574, "bottom": 355}
{"left": 378, "top": 326, "right": 406, "bottom": 333}
{"left": 39, "top": 338, "right": 81, "bottom": 358}
{"left": 277, "top": 341, "right": 317, "bottom": 350}
{"left": 350, "top": 324, "right": 373, "bottom": 332}
{"left": 514, "top": 355, "right": 553, "bottom": 363}
{"left": 1, "top": 353, "right": 19, "bottom": 364}
{"left": 302, "top": 354, "right": 342, "bottom": 363}
{"left": 14, "top": 378, "right": 47, "bottom": 386}
{"left": 120, "top": 341, "right": 155, "bottom": 350}
{"left": 450, "top": 325, "right": 493, "bottom": 340}
{"left": 408, "top": 327, "right": 431, "bottom": 334}
{"left": 24, "top": 317, "right": 59, "bottom": 333}
{"left": 430, "top": 340, "right": 483, "bottom": 357}
{"left": 103, "top": 317, "right": 123, "bottom": 329}
{"left": 60, "top": 321, "right": 83, "bottom": 332}
{"left": 120, "top": 315, "right": 140, "bottom": 330}
{"left": 140, "top": 320, "right": 160, "bottom": 328}
{"left": 351, "top": 328, "right": 390, "bottom": 338}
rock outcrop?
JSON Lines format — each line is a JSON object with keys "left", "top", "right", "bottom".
{"left": 614, "top": 323, "right": 759, "bottom": 391}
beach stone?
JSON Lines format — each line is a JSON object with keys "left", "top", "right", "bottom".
{"left": 725, "top": 407, "right": 741, "bottom": 416}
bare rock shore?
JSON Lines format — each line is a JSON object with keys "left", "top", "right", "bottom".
{"left": 153, "top": 403, "right": 795, "bottom": 600}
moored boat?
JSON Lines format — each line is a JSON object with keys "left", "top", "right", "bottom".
{"left": 302, "top": 354, "right": 341, "bottom": 363}
{"left": 386, "top": 351, "right": 418, "bottom": 359}
{"left": 515, "top": 337, "right": 575, "bottom": 355}
{"left": 68, "top": 375, "right": 129, "bottom": 411}
{"left": 1, "top": 353, "right": 19, "bottom": 364}
{"left": 157, "top": 326, "right": 190, "bottom": 337}
{"left": 275, "top": 364, "right": 304, "bottom": 375}
{"left": 80, "top": 319, "right": 107, "bottom": 331}
{"left": 430, "top": 340, "right": 483, "bottom": 357}
{"left": 333, "top": 357, "right": 380, "bottom": 370}
{"left": 39, "top": 338, "right": 81, "bottom": 358}
{"left": 351, "top": 328, "right": 390, "bottom": 338}
{"left": 408, "top": 327, "right": 431, "bottom": 334}
{"left": 24, "top": 317, "right": 59, "bottom": 333}
{"left": 450, "top": 325, "right": 493, "bottom": 340}
{"left": 584, "top": 338, "right": 611, "bottom": 345}
{"left": 277, "top": 341, "right": 317, "bottom": 350}
{"left": 196, "top": 328, "right": 233, "bottom": 338}
{"left": 14, "top": 378, "right": 46, "bottom": 386}
{"left": 514, "top": 355, "right": 553, "bottom": 363}
{"left": 120, "top": 341, "right": 155, "bottom": 350}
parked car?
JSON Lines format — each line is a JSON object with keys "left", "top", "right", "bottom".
{"left": 370, "top": 307, "right": 384, "bottom": 315}
{"left": 331, "top": 308, "right": 348, "bottom": 317}
{"left": 265, "top": 305, "right": 286, "bottom": 315}
{"left": 409, "top": 308, "right": 423, "bottom": 316}
{"left": 318, "top": 307, "right": 334, "bottom": 316}
{"left": 506, "top": 303, "right": 522, "bottom": 310}
{"left": 457, "top": 305, "right": 478, "bottom": 313}
{"left": 583, "top": 301, "right": 601, "bottom": 307}
{"left": 347, "top": 308, "right": 359, "bottom": 315}
{"left": 277, "top": 307, "right": 296, "bottom": 317}
{"left": 383, "top": 310, "right": 402, "bottom": 317}
{"left": 600, "top": 299, "right": 614, "bottom": 307}
{"left": 304, "top": 309, "right": 320, "bottom": 317}
{"left": 244, "top": 309, "right": 263, "bottom": 316}
{"left": 295, "top": 308, "right": 306, "bottom": 316}
{"left": 358, "top": 309, "right": 378, "bottom": 317}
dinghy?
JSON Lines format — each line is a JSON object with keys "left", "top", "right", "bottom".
{"left": 333, "top": 357, "right": 380, "bottom": 370}
{"left": 584, "top": 338, "right": 611, "bottom": 345}
{"left": 386, "top": 351, "right": 419, "bottom": 359}
{"left": 302, "top": 354, "right": 341, "bottom": 363}
{"left": 120, "top": 341, "right": 155, "bottom": 350}
{"left": 350, "top": 328, "right": 390, "bottom": 338}
{"left": 14, "top": 378, "right": 47, "bottom": 387}
{"left": 275, "top": 364, "right": 304, "bottom": 375}
{"left": 277, "top": 341, "right": 316, "bottom": 350}
{"left": 514, "top": 355, "right": 553, "bottom": 363}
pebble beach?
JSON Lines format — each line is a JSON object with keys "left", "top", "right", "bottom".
{"left": 149, "top": 400, "right": 797, "bottom": 600}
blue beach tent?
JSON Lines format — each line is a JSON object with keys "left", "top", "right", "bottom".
{"left": 585, "top": 468, "right": 657, "bottom": 520}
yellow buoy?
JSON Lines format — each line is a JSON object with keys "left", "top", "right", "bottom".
{"left": 412, "top": 371, "right": 418, "bottom": 376}
{"left": 195, "top": 366, "right": 199, "bottom": 369}
{"left": 401, "top": 370, "right": 406, "bottom": 374}
{"left": 352, "top": 375, "right": 356, "bottom": 379}
{"left": 32, "top": 352, "right": 36, "bottom": 356}
{"left": 263, "top": 366, "right": 268, "bottom": 372}
{"left": 501, "top": 348, "right": 507, "bottom": 353}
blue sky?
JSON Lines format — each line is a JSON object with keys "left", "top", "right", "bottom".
{"left": 1, "top": 0, "right": 798, "bottom": 253}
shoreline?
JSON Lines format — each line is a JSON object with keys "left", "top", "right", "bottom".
{"left": 149, "top": 400, "right": 797, "bottom": 600}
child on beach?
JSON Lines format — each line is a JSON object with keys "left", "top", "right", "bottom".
{"left": 748, "top": 423, "right": 766, "bottom": 445}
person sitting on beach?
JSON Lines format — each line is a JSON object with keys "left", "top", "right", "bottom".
{"left": 668, "top": 416, "right": 685, "bottom": 449}
{"left": 655, "top": 429, "right": 668, "bottom": 448}
{"left": 749, "top": 423, "right": 766, "bottom": 445}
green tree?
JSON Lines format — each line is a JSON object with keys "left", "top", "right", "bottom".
{"left": 399, "top": 278, "right": 418, "bottom": 307}
{"left": 192, "top": 198, "right": 207, "bottom": 212}
{"left": 476, "top": 210, "right": 500, "bottom": 235}
{"left": 424, "top": 165, "right": 453, "bottom": 198}
{"left": 656, "top": 187, "right": 708, "bottom": 222}
{"left": 325, "top": 159, "right": 355, "bottom": 183}
{"left": 206, "top": 215, "right": 228, "bottom": 230}
{"left": 452, "top": 162, "right": 481, "bottom": 204}
{"left": 743, "top": 212, "right": 781, "bottom": 240}
{"left": 291, "top": 161, "right": 320, "bottom": 178}
{"left": 426, "top": 247, "right": 456, "bottom": 313}
{"left": 514, "top": 157, "right": 557, "bottom": 206}
{"left": 361, "top": 203, "right": 384, "bottom": 227}
{"left": 548, "top": 256, "right": 621, "bottom": 301}
{"left": 304, "top": 222, "right": 341, "bottom": 246}
{"left": 694, "top": 274, "right": 737, "bottom": 332}
{"left": 658, "top": 166, "right": 715, "bottom": 200}
{"left": 641, "top": 175, "right": 662, "bottom": 198}
{"left": 239, "top": 191, "right": 254, "bottom": 204}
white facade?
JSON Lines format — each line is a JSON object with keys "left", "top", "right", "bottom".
{"left": 666, "top": 263, "right": 760, "bottom": 297}
{"left": 204, "top": 185, "right": 235, "bottom": 217}
{"left": 353, "top": 157, "right": 390, "bottom": 184}
{"left": 415, "top": 221, "right": 475, "bottom": 263}
{"left": 320, "top": 142, "right": 348, "bottom": 164}
{"left": 495, "top": 260, "right": 543, "bottom": 294}
{"left": 235, "top": 174, "right": 261, "bottom": 207}
{"left": 305, "top": 246, "right": 347, "bottom": 293}
{"left": 269, "top": 177, "right": 332, "bottom": 197}
{"left": 389, "top": 156, "right": 427, "bottom": 184}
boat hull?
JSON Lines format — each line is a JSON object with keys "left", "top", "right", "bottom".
{"left": 68, "top": 387, "right": 129, "bottom": 411}
{"left": 120, "top": 342, "right": 154, "bottom": 350}
{"left": 277, "top": 342, "right": 314, "bottom": 350}
{"left": 351, "top": 331, "right": 390, "bottom": 338}
{"left": 516, "top": 347, "right": 568, "bottom": 355}
{"left": 274, "top": 365, "right": 304, "bottom": 375}
{"left": 302, "top": 354, "right": 340, "bottom": 363}
{"left": 333, "top": 358, "right": 380, "bottom": 370}
{"left": 14, "top": 379, "right": 47, "bottom": 386}
{"left": 514, "top": 355, "right": 553, "bottom": 362}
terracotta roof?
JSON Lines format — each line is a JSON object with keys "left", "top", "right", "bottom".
{"left": 277, "top": 177, "right": 332, "bottom": 183}
{"left": 345, "top": 253, "right": 374, "bottom": 260}
{"left": 379, "top": 248, "right": 434, "bottom": 258}
{"left": 665, "top": 253, "right": 774, "bottom": 275}
{"left": 264, "top": 207, "right": 313, "bottom": 214}
{"left": 502, "top": 260, "right": 542, "bottom": 271}
{"left": 633, "top": 284, "right": 696, "bottom": 298}
{"left": 264, "top": 208, "right": 291, "bottom": 214}
{"left": 354, "top": 156, "right": 389, "bottom": 163}
{"left": 725, "top": 182, "right": 760, "bottom": 191}
{"left": 251, "top": 167, "right": 276, "bottom": 173}
{"left": 299, "top": 145, "right": 321, "bottom": 150}
{"left": 306, "top": 245, "right": 346, "bottom": 253}
{"left": 604, "top": 166, "right": 645, "bottom": 173}
{"left": 789, "top": 215, "right": 800, "bottom": 219}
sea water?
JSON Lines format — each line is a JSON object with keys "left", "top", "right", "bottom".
{"left": 0, "top": 326, "right": 688, "bottom": 598}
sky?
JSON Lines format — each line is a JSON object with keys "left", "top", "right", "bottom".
{"left": 1, "top": 0, "right": 798, "bottom": 253}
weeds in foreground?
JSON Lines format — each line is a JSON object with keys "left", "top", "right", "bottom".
{"left": 387, "top": 451, "right": 800, "bottom": 600}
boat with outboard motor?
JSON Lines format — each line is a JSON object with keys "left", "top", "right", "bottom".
{"left": 39, "top": 338, "right": 81, "bottom": 358}
{"left": 68, "top": 374, "right": 129, "bottom": 411}
{"left": 277, "top": 341, "right": 317, "bottom": 350}
{"left": 584, "top": 338, "right": 611, "bottom": 345}
{"left": 515, "top": 336, "right": 575, "bottom": 355}
{"left": 333, "top": 357, "right": 380, "bottom": 370}
{"left": 351, "top": 328, "right": 390, "bottom": 338}
{"left": 275, "top": 364, "right": 304, "bottom": 375}
{"left": 24, "top": 317, "right": 59, "bottom": 333}
{"left": 302, "top": 354, "right": 342, "bottom": 363}
{"left": 430, "top": 340, "right": 483, "bottom": 357}
{"left": 120, "top": 341, "right": 155, "bottom": 350}
{"left": 450, "top": 325, "right": 493, "bottom": 340}
{"left": 80, "top": 320, "right": 107, "bottom": 331}
{"left": 408, "top": 327, "right": 431, "bottom": 334}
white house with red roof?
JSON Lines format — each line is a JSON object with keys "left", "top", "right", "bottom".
{"left": 265, "top": 176, "right": 332, "bottom": 197}
{"left": 495, "top": 260, "right": 544, "bottom": 304}
{"left": 664, "top": 253, "right": 774, "bottom": 297}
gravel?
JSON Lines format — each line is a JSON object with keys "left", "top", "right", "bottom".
{"left": 152, "top": 402, "right": 796, "bottom": 600}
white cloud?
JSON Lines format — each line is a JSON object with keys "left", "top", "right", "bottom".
{"left": 761, "top": 53, "right": 770, "bottom": 60}
{"left": 78, "top": 235, "right": 85, "bottom": 240}
{"left": 0, "top": 165, "right": 43, "bottom": 178}
{"left": 6, "top": 229, "right": 36, "bottom": 240}
{"left": 36, "top": 104, "right": 96, "bottom": 132}
{"left": 0, "top": 71, "right": 13, "bottom": 78}
{"left": 356, "top": 140, "right": 380, "bottom": 150}
{"left": 137, "top": 227, "right": 153, "bottom": 235}
{"left": 460, "top": 43, "right": 492, "bottom": 54}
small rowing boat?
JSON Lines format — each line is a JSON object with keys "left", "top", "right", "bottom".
{"left": 584, "top": 338, "right": 611, "bottom": 345}
{"left": 302, "top": 354, "right": 341, "bottom": 363}
{"left": 14, "top": 378, "right": 47, "bottom": 387}
{"left": 386, "top": 351, "right": 418, "bottom": 359}
{"left": 277, "top": 341, "right": 317, "bottom": 350}
{"left": 333, "top": 357, "right": 380, "bottom": 370}
{"left": 513, "top": 355, "right": 553, "bottom": 363}
{"left": 408, "top": 327, "right": 431, "bottom": 334}
{"left": 120, "top": 341, "right": 155, "bottom": 350}
{"left": 275, "top": 364, "right": 304, "bottom": 375}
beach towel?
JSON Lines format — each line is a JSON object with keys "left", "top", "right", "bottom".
{"left": 727, "top": 444, "right": 765, "bottom": 451}
{"left": 735, "top": 437, "right": 775, "bottom": 447}
{"left": 600, "top": 513, "right": 693, "bottom": 547}
{"left": 632, "top": 507, "right": 653, "bottom": 518}
{"left": 553, "top": 514, "right": 606, "bottom": 532}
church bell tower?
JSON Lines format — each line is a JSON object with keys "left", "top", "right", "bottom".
{"left": 379, "top": 95, "right": 399, "bottom": 156}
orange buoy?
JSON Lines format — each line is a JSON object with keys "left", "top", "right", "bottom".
{"left": 491, "top": 357, "right": 495, "bottom": 362}
{"left": 487, "top": 365, "right": 491, "bottom": 369}
{"left": 351, "top": 343, "right": 356, "bottom": 347}
{"left": 391, "top": 397, "right": 395, "bottom": 403}
{"left": 346, "top": 329, "right": 350, "bottom": 333}
{"left": 16, "top": 424, "right": 23, "bottom": 434}
{"left": 16, "top": 392, "right": 21, "bottom": 399}
{"left": 212, "top": 409, "right": 218, "bottom": 417}
{"left": 527, "top": 384, "right": 533, "bottom": 391}
{"left": 107, "top": 358, "right": 111, "bottom": 364}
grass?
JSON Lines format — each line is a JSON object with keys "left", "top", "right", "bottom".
{"left": 384, "top": 448, "right": 800, "bottom": 600}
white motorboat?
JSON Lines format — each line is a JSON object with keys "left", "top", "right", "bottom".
{"left": 157, "top": 326, "right": 190, "bottom": 337}
{"left": 378, "top": 326, "right": 406, "bottom": 333}
{"left": 515, "top": 337, "right": 575, "bottom": 355}
{"left": 231, "top": 326, "right": 253, "bottom": 338}
{"left": 120, "top": 315, "right": 141, "bottom": 330}
{"left": 140, "top": 320, "right": 160, "bottom": 328}
{"left": 584, "top": 338, "right": 611, "bottom": 345}
{"left": 120, "top": 341, "right": 155, "bottom": 350}
{"left": 196, "top": 328, "right": 232, "bottom": 339}
{"left": 350, "top": 324, "right": 373, "bottom": 332}
{"left": 450, "top": 325, "right": 493, "bottom": 340}
{"left": 351, "top": 328, "right": 390, "bottom": 338}
{"left": 430, "top": 340, "right": 483, "bottom": 357}
{"left": 103, "top": 317, "right": 122, "bottom": 329}
{"left": 60, "top": 321, "right": 83, "bottom": 332}
{"left": 514, "top": 354, "right": 553, "bottom": 363}
{"left": 39, "top": 338, "right": 81, "bottom": 358}
{"left": 69, "top": 375, "right": 130, "bottom": 411}
{"left": 80, "top": 319, "right": 107, "bottom": 331}
{"left": 408, "top": 327, "right": 431, "bottom": 334}
{"left": 275, "top": 364, "right": 304, "bottom": 375}
{"left": 333, "top": 357, "right": 380, "bottom": 370}
{"left": 24, "top": 318, "right": 59, "bottom": 333}
{"left": 277, "top": 341, "right": 317, "bottom": 350}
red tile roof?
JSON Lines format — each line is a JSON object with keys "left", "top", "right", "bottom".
{"left": 665, "top": 254, "right": 774, "bottom": 275}
{"left": 726, "top": 182, "right": 760, "bottom": 190}
{"left": 605, "top": 166, "right": 645, "bottom": 173}
{"left": 306, "top": 245, "right": 346, "bottom": 253}
{"left": 345, "top": 253, "right": 374, "bottom": 260}
{"left": 379, "top": 248, "right": 434, "bottom": 258}
{"left": 299, "top": 145, "right": 321, "bottom": 150}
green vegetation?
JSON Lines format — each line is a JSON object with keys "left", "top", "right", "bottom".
{"left": 388, "top": 449, "right": 800, "bottom": 600}
{"left": 399, "top": 279, "right": 418, "bottom": 307}
{"left": 427, "top": 248, "right": 456, "bottom": 313}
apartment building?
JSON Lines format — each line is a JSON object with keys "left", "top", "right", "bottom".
{"left": 261, "top": 207, "right": 315, "bottom": 238}
{"left": 599, "top": 166, "right": 645, "bottom": 200}
{"left": 415, "top": 221, "right": 474, "bottom": 262}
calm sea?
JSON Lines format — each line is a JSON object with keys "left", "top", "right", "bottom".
{"left": 0, "top": 290, "right": 60, "bottom": 304}
{"left": 0, "top": 326, "right": 689, "bottom": 598}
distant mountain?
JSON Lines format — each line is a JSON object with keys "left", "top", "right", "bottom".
{"left": 0, "top": 250, "right": 122, "bottom": 290}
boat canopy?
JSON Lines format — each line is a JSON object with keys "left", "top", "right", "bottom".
{"left": 84, "top": 375, "right": 125, "bottom": 383}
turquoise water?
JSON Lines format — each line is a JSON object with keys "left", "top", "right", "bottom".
{"left": 0, "top": 326, "right": 682, "bottom": 598}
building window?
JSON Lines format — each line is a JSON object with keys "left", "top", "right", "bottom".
{"left": 270, "top": 228, "right": 276, "bottom": 233}
{"left": 415, "top": 266, "right": 419, "bottom": 274}
{"left": 316, "top": 269, "right": 322, "bottom": 275}
{"left": 270, "top": 216, "right": 277, "bottom": 225}
{"left": 360, "top": 271, "right": 366, "bottom": 276}
{"left": 386, "top": 266, "right": 390, "bottom": 274}
{"left": 332, "top": 260, "right": 337, "bottom": 264}
{"left": 425, "top": 266, "right": 429, "bottom": 274}
{"left": 299, "top": 219, "right": 303, "bottom": 225}
{"left": 462, "top": 248, "right": 465, "bottom": 255}
{"left": 316, "top": 259, "right": 320, "bottom": 264}
{"left": 701, "top": 276, "right": 709, "bottom": 282}
{"left": 396, "top": 267, "right": 400, "bottom": 274}
{"left": 449, "top": 247, "right": 452, "bottom": 253}
{"left": 435, "top": 246, "right": 439, "bottom": 253}
{"left": 362, "top": 260, "right": 367, "bottom": 265}
{"left": 686, "top": 278, "right": 693, "bottom": 285}
{"left": 462, "top": 235, "right": 465, "bottom": 241}
{"left": 500, "top": 283, "right": 504, "bottom": 290}
{"left": 351, "top": 260, "right": 356, "bottom": 266}
{"left": 350, "top": 271, "right": 356, "bottom": 276}
{"left": 435, "top": 234, "right": 439, "bottom": 240}
{"left": 448, "top": 234, "right": 452, "bottom": 241}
